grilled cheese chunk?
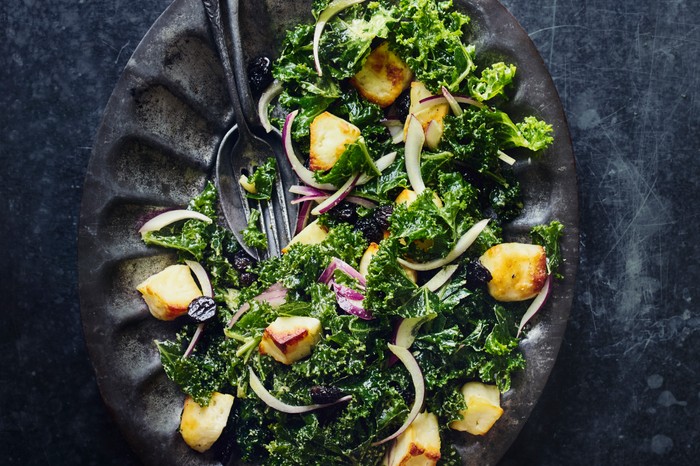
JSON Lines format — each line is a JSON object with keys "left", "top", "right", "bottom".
{"left": 351, "top": 42, "right": 412, "bottom": 108}
{"left": 259, "top": 316, "right": 322, "bottom": 364}
{"left": 385, "top": 411, "right": 441, "bottom": 466}
{"left": 136, "top": 264, "right": 202, "bottom": 320}
{"left": 450, "top": 382, "right": 503, "bottom": 435}
{"left": 180, "top": 392, "right": 234, "bottom": 452}
{"left": 309, "top": 112, "right": 361, "bottom": 171}
{"left": 479, "top": 243, "right": 547, "bottom": 302}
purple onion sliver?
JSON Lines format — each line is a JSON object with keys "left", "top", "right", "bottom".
{"left": 183, "top": 323, "right": 205, "bottom": 358}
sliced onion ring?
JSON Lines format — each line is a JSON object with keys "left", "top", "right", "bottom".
{"left": 497, "top": 150, "right": 516, "bottom": 165}
{"left": 138, "top": 209, "right": 212, "bottom": 234}
{"left": 283, "top": 110, "right": 335, "bottom": 190}
{"left": 258, "top": 80, "right": 283, "bottom": 133}
{"left": 372, "top": 344, "right": 425, "bottom": 446}
{"left": 381, "top": 119, "right": 405, "bottom": 144}
{"left": 441, "top": 86, "right": 463, "bottom": 116}
{"left": 311, "top": 173, "right": 360, "bottom": 215}
{"left": 183, "top": 323, "right": 205, "bottom": 358}
{"left": 295, "top": 200, "right": 312, "bottom": 235}
{"left": 423, "top": 264, "right": 459, "bottom": 292}
{"left": 184, "top": 260, "right": 213, "bottom": 298}
{"left": 318, "top": 257, "right": 367, "bottom": 287}
{"left": 313, "top": 0, "right": 367, "bottom": 76}
{"left": 404, "top": 115, "right": 426, "bottom": 194}
{"left": 226, "top": 283, "right": 288, "bottom": 328}
{"left": 424, "top": 120, "right": 443, "bottom": 150}
{"left": 416, "top": 94, "right": 485, "bottom": 113}
{"left": 249, "top": 368, "right": 352, "bottom": 413}
{"left": 356, "top": 151, "right": 397, "bottom": 186}
{"left": 517, "top": 275, "right": 552, "bottom": 337}
{"left": 399, "top": 219, "right": 490, "bottom": 271}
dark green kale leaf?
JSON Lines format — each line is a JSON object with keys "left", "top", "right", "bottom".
{"left": 314, "top": 138, "right": 380, "bottom": 187}
{"left": 530, "top": 220, "right": 565, "bottom": 278}
{"left": 156, "top": 328, "right": 237, "bottom": 406}
{"left": 469, "top": 62, "right": 517, "bottom": 102}
{"left": 391, "top": 0, "right": 474, "bottom": 92}
{"left": 441, "top": 108, "right": 501, "bottom": 182}
{"left": 318, "top": 1, "right": 395, "bottom": 80}
{"left": 141, "top": 182, "right": 218, "bottom": 260}
{"left": 353, "top": 154, "right": 409, "bottom": 202}
{"left": 365, "top": 238, "right": 418, "bottom": 317}
{"left": 244, "top": 157, "right": 277, "bottom": 201}
{"left": 241, "top": 208, "right": 268, "bottom": 250}
{"left": 485, "top": 110, "right": 554, "bottom": 153}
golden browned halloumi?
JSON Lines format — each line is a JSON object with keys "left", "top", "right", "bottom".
{"left": 309, "top": 112, "right": 362, "bottom": 171}
{"left": 479, "top": 243, "right": 547, "bottom": 302}
{"left": 350, "top": 42, "right": 412, "bottom": 108}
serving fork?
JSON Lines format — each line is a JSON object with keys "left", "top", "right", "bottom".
{"left": 202, "top": 0, "right": 296, "bottom": 260}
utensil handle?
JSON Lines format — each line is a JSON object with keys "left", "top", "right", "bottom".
{"left": 226, "top": 0, "right": 261, "bottom": 129}
{"left": 201, "top": 0, "right": 252, "bottom": 137}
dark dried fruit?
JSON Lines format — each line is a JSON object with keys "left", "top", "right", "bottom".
{"left": 355, "top": 216, "right": 383, "bottom": 243}
{"left": 239, "top": 271, "right": 258, "bottom": 287}
{"left": 372, "top": 205, "right": 393, "bottom": 230}
{"left": 248, "top": 56, "right": 273, "bottom": 96}
{"left": 187, "top": 296, "right": 217, "bottom": 323}
{"left": 232, "top": 250, "right": 256, "bottom": 272}
{"left": 464, "top": 260, "right": 492, "bottom": 290}
{"left": 393, "top": 88, "right": 411, "bottom": 120}
{"left": 310, "top": 385, "right": 346, "bottom": 404}
{"left": 328, "top": 201, "right": 358, "bottom": 224}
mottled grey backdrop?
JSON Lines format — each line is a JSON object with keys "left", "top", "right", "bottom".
{"left": 1, "top": 0, "right": 698, "bottom": 465}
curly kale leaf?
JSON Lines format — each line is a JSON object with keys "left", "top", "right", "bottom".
{"left": 392, "top": 0, "right": 474, "bottom": 92}
{"left": 365, "top": 239, "right": 418, "bottom": 317}
{"left": 244, "top": 157, "right": 277, "bottom": 201}
{"left": 486, "top": 110, "right": 554, "bottom": 153}
{"left": 314, "top": 138, "right": 380, "bottom": 187}
{"left": 242, "top": 208, "right": 268, "bottom": 250}
{"left": 530, "top": 220, "right": 565, "bottom": 278}
{"left": 469, "top": 62, "right": 517, "bottom": 102}
{"left": 156, "top": 328, "right": 237, "bottom": 406}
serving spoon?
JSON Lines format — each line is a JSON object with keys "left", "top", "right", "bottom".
{"left": 202, "top": 0, "right": 294, "bottom": 259}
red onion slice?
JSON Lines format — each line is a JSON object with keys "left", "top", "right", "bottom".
{"left": 332, "top": 282, "right": 374, "bottom": 320}
{"left": 183, "top": 323, "right": 205, "bottom": 358}
{"left": 294, "top": 201, "right": 312, "bottom": 235}
{"left": 226, "top": 282, "right": 288, "bottom": 328}
{"left": 381, "top": 119, "right": 405, "bottom": 144}
{"left": 404, "top": 115, "right": 426, "bottom": 194}
{"left": 441, "top": 86, "right": 463, "bottom": 116}
{"left": 399, "top": 219, "right": 490, "bottom": 271}
{"left": 258, "top": 80, "right": 283, "bottom": 133}
{"left": 356, "top": 151, "right": 397, "bottom": 186}
{"left": 517, "top": 275, "right": 552, "bottom": 337}
{"left": 416, "top": 94, "right": 485, "bottom": 113}
{"left": 249, "top": 368, "right": 352, "bottom": 413}
{"left": 345, "top": 195, "right": 377, "bottom": 208}
{"left": 289, "top": 185, "right": 329, "bottom": 197}
{"left": 372, "top": 344, "right": 425, "bottom": 446}
{"left": 497, "top": 150, "right": 516, "bottom": 165}
{"left": 318, "top": 257, "right": 367, "bottom": 287}
{"left": 424, "top": 120, "right": 443, "bottom": 150}
{"left": 138, "top": 209, "right": 212, "bottom": 234}
{"left": 291, "top": 194, "right": 327, "bottom": 205}
{"left": 283, "top": 111, "right": 335, "bottom": 190}
{"left": 311, "top": 173, "right": 360, "bottom": 215}
{"left": 313, "top": 0, "right": 366, "bottom": 76}
{"left": 184, "top": 260, "right": 213, "bottom": 298}
{"left": 423, "top": 264, "right": 459, "bottom": 292}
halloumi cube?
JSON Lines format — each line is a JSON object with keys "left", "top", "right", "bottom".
{"left": 386, "top": 411, "right": 441, "bottom": 466}
{"left": 350, "top": 42, "right": 413, "bottom": 108}
{"left": 403, "top": 81, "right": 450, "bottom": 142}
{"left": 479, "top": 243, "right": 547, "bottom": 302}
{"left": 180, "top": 392, "right": 235, "bottom": 452}
{"left": 259, "top": 316, "right": 322, "bottom": 364}
{"left": 136, "top": 264, "right": 202, "bottom": 320}
{"left": 450, "top": 382, "right": 503, "bottom": 435}
{"left": 309, "top": 112, "right": 361, "bottom": 171}
{"left": 282, "top": 219, "right": 329, "bottom": 253}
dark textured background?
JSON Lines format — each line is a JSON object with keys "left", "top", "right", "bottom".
{"left": 2, "top": 0, "right": 698, "bottom": 465}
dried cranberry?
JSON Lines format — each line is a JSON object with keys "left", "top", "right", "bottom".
{"left": 187, "top": 296, "right": 217, "bottom": 323}
{"left": 393, "top": 89, "right": 411, "bottom": 120}
{"left": 355, "top": 216, "right": 383, "bottom": 243}
{"left": 464, "top": 260, "right": 492, "bottom": 290}
{"left": 232, "top": 250, "right": 256, "bottom": 272}
{"left": 310, "top": 385, "right": 346, "bottom": 404}
{"left": 248, "top": 56, "right": 273, "bottom": 96}
{"left": 372, "top": 205, "right": 393, "bottom": 231}
{"left": 239, "top": 272, "right": 258, "bottom": 287}
{"left": 328, "top": 201, "right": 358, "bottom": 224}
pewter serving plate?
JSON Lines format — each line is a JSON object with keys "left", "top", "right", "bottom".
{"left": 78, "top": 0, "right": 578, "bottom": 464}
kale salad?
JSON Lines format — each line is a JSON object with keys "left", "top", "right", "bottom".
{"left": 135, "top": 1, "right": 565, "bottom": 464}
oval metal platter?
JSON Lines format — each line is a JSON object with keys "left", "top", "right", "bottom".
{"left": 78, "top": 1, "right": 579, "bottom": 465}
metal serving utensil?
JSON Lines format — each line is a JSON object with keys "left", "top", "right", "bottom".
{"left": 202, "top": 0, "right": 295, "bottom": 260}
